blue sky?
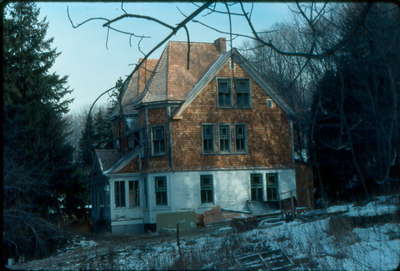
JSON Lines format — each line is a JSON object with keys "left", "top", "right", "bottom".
{"left": 36, "top": 2, "right": 294, "bottom": 113}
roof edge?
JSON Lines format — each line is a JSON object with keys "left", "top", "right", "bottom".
{"left": 173, "top": 51, "right": 232, "bottom": 119}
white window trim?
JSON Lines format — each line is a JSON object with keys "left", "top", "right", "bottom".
{"left": 153, "top": 175, "right": 170, "bottom": 209}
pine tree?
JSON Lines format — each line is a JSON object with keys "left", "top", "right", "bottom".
{"left": 3, "top": 2, "right": 81, "bottom": 259}
{"left": 93, "top": 107, "right": 113, "bottom": 149}
{"left": 78, "top": 114, "right": 95, "bottom": 171}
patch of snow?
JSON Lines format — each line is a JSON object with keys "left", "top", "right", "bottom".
{"left": 346, "top": 202, "right": 398, "bottom": 217}
{"left": 326, "top": 204, "right": 351, "bottom": 213}
{"left": 77, "top": 240, "right": 97, "bottom": 247}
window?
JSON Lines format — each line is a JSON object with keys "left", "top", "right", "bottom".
{"left": 219, "top": 125, "right": 231, "bottom": 152}
{"left": 235, "top": 79, "right": 250, "bottom": 107}
{"left": 266, "top": 98, "right": 274, "bottom": 108}
{"left": 152, "top": 126, "right": 165, "bottom": 155}
{"left": 235, "top": 124, "right": 247, "bottom": 152}
{"left": 200, "top": 175, "right": 214, "bottom": 204}
{"left": 144, "top": 177, "right": 148, "bottom": 208}
{"left": 114, "top": 181, "right": 126, "bottom": 207}
{"left": 128, "top": 180, "right": 140, "bottom": 207}
{"left": 155, "top": 176, "right": 168, "bottom": 205}
{"left": 218, "top": 79, "right": 232, "bottom": 107}
{"left": 250, "top": 174, "right": 263, "bottom": 201}
{"left": 202, "top": 125, "right": 214, "bottom": 153}
{"left": 201, "top": 123, "right": 248, "bottom": 154}
{"left": 266, "top": 173, "right": 278, "bottom": 201}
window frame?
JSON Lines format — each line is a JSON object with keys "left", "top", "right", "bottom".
{"left": 200, "top": 175, "right": 214, "bottom": 204}
{"left": 128, "top": 180, "right": 140, "bottom": 208}
{"left": 151, "top": 125, "right": 166, "bottom": 156}
{"left": 219, "top": 124, "right": 231, "bottom": 153}
{"left": 216, "top": 77, "right": 252, "bottom": 109}
{"left": 266, "top": 173, "right": 279, "bottom": 201}
{"left": 154, "top": 176, "right": 168, "bottom": 206}
{"left": 234, "top": 78, "right": 251, "bottom": 108}
{"left": 202, "top": 124, "right": 214, "bottom": 153}
{"left": 235, "top": 124, "right": 248, "bottom": 153}
{"left": 114, "top": 180, "right": 126, "bottom": 208}
{"left": 201, "top": 123, "right": 248, "bottom": 155}
{"left": 250, "top": 174, "right": 264, "bottom": 201}
{"left": 217, "top": 78, "right": 232, "bottom": 108}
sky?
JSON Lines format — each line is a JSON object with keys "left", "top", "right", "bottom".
{"left": 35, "top": 2, "right": 294, "bottom": 114}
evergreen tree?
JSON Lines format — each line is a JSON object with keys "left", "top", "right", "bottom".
{"left": 93, "top": 107, "right": 113, "bottom": 149}
{"left": 3, "top": 2, "right": 82, "bottom": 259}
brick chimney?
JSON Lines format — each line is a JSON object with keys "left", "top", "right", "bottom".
{"left": 214, "top": 37, "right": 226, "bottom": 53}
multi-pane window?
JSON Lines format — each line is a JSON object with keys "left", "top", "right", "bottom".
{"left": 128, "top": 180, "right": 140, "bottom": 208}
{"left": 114, "top": 181, "right": 126, "bottom": 207}
{"left": 152, "top": 126, "right": 165, "bottom": 155}
{"left": 218, "top": 79, "right": 232, "bottom": 107}
{"left": 200, "top": 175, "right": 214, "bottom": 204}
{"left": 202, "top": 125, "right": 214, "bottom": 153}
{"left": 219, "top": 125, "right": 231, "bottom": 152}
{"left": 155, "top": 176, "right": 168, "bottom": 205}
{"left": 202, "top": 123, "right": 247, "bottom": 154}
{"left": 235, "top": 124, "right": 246, "bottom": 152}
{"left": 266, "top": 173, "right": 278, "bottom": 201}
{"left": 251, "top": 174, "right": 264, "bottom": 201}
{"left": 235, "top": 79, "right": 250, "bottom": 107}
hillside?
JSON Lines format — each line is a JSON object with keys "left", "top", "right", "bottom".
{"left": 9, "top": 194, "right": 399, "bottom": 270}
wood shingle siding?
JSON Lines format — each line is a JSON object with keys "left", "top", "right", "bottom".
{"left": 171, "top": 61, "right": 292, "bottom": 171}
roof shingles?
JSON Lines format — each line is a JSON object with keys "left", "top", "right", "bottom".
{"left": 123, "top": 39, "right": 225, "bottom": 105}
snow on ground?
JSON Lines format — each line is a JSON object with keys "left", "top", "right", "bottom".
{"left": 112, "top": 195, "right": 399, "bottom": 270}
{"left": 10, "top": 194, "right": 399, "bottom": 270}
{"left": 346, "top": 202, "right": 398, "bottom": 217}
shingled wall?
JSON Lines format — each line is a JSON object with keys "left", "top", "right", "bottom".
{"left": 171, "top": 62, "right": 293, "bottom": 171}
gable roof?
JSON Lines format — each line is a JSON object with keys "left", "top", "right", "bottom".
{"left": 122, "top": 39, "right": 225, "bottom": 106}
{"left": 103, "top": 149, "right": 141, "bottom": 175}
{"left": 173, "top": 48, "right": 296, "bottom": 119}
{"left": 95, "top": 149, "right": 122, "bottom": 172}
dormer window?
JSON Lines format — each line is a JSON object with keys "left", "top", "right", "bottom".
{"left": 235, "top": 79, "right": 250, "bottom": 108}
{"left": 217, "top": 79, "right": 232, "bottom": 107}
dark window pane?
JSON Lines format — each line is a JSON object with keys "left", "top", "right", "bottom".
{"left": 266, "top": 173, "right": 278, "bottom": 201}
{"left": 129, "top": 181, "right": 140, "bottom": 207}
{"left": 250, "top": 174, "right": 263, "bottom": 201}
{"left": 115, "top": 181, "right": 126, "bottom": 207}
{"left": 235, "top": 124, "right": 246, "bottom": 152}
{"left": 200, "top": 175, "right": 214, "bottom": 203}
{"left": 218, "top": 79, "right": 231, "bottom": 106}
{"left": 152, "top": 126, "right": 165, "bottom": 155}
{"left": 203, "top": 125, "right": 214, "bottom": 153}
{"left": 155, "top": 176, "right": 168, "bottom": 205}
{"left": 219, "top": 125, "right": 230, "bottom": 152}
{"left": 235, "top": 79, "right": 250, "bottom": 107}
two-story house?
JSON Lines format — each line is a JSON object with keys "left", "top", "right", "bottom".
{"left": 92, "top": 38, "right": 309, "bottom": 233}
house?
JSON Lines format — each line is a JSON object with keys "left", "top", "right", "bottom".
{"left": 91, "top": 38, "right": 312, "bottom": 234}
